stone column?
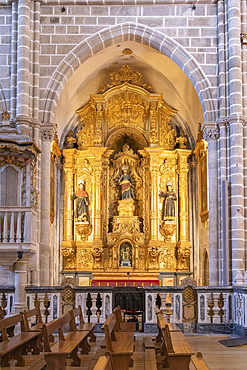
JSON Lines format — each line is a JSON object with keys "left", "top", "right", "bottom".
{"left": 203, "top": 123, "right": 219, "bottom": 286}
{"left": 227, "top": 0, "right": 245, "bottom": 281}
{"left": 16, "top": 0, "right": 31, "bottom": 135}
{"left": 40, "top": 129, "right": 53, "bottom": 286}
{"left": 13, "top": 258, "right": 28, "bottom": 312}
{"left": 218, "top": 120, "right": 228, "bottom": 284}
{"left": 10, "top": 1, "right": 18, "bottom": 122}
{"left": 33, "top": 1, "right": 41, "bottom": 143}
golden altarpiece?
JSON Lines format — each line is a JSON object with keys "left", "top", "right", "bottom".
{"left": 61, "top": 65, "right": 194, "bottom": 285}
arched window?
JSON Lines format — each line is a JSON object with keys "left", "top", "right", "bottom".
{"left": 0, "top": 165, "right": 22, "bottom": 206}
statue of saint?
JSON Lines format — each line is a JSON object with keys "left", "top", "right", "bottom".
{"left": 160, "top": 182, "right": 177, "bottom": 219}
{"left": 119, "top": 166, "right": 134, "bottom": 200}
{"left": 72, "top": 180, "right": 90, "bottom": 223}
{"left": 119, "top": 241, "right": 132, "bottom": 267}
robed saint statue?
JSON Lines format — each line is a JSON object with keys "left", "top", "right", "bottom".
{"left": 72, "top": 180, "right": 90, "bottom": 223}
{"left": 119, "top": 166, "right": 134, "bottom": 200}
{"left": 160, "top": 181, "right": 177, "bottom": 219}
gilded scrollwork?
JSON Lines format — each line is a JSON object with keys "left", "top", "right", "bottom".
{"left": 62, "top": 245, "right": 76, "bottom": 270}
{"left": 101, "top": 64, "right": 152, "bottom": 93}
{"left": 77, "top": 248, "right": 92, "bottom": 269}
{"left": 159, "top": 248, "right": 176, "bottom": 270}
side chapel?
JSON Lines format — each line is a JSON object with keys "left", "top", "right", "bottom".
{"left": 60, "top": 65, "right": 208, "bottom": 287}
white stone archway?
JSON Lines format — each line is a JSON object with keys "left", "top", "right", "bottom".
{"left": 42, "top": 22, "right": 216, "bottom": 126}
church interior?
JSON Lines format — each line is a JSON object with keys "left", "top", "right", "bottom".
{"left": 1, "top": 0, "right": 247, "bottom": 368}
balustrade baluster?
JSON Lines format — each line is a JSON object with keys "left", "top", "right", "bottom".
{"left": 3, "top": 212, "right": 8, "bottom": 242}
{"left": 17, "top": 211, "right": 22, "bottom": 242}
{"left": 10, "top": 212, "right": 15, "bottom": 242}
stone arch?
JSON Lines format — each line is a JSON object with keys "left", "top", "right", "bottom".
{"left": 42, "top": 23, "right": 215, "bottom": 125}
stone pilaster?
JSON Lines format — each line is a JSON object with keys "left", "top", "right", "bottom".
{"left": 229, "top": 115, "right": 244, "bottom": 281}
{"left": 40, "top": 128, "right": 53, "bottom": 286}
{"left": 203, "top": 122, "right": 219, "bottom": 286}
{"left": 10, "top": 1, "right": 18, "bottom": 122}
{"left": 16, "top": 0, "right": 31, "bottom": 135}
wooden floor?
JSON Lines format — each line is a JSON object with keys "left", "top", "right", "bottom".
{"left": 187, "top": 335, "right": 247, "bottom": 370}
{"left": 65, "top": 334, "right": 247, "bottom": 370}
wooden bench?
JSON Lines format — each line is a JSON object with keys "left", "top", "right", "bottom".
{"left": 69, "top": 305, "right": 96, "bottom": 342}
{"left": 102, "top": 312, "right": 134, "bottom": 370}
{"left": 92, "top": 352, "right": 115, "bottom": 370}
{"left": 163, "top": 324, "right": 194, "bottom": 370}
{"left": 43, "top": 312, "right": 91, "bottom": 370}
{"left": 156, "top": 310, "right": 181, "bottom": 343}
{"left": 145, "top": 348, "right": 157, "bottom": 370}
{"left": 113, "top": 306, "right": 136, "bottom": 332}
{"left": 0, "top": 313, "right": 42, "bottom": 368}
{"left": 191, "top": 352, "right": 210, "bottom": 370}
{"left": 23, "top": 307, "right": 43, "bottom": 332}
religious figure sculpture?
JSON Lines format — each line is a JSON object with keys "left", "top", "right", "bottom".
{"left": 132, "top": 216, "right": 141, "bottom": 233}
{"left": 160, "top": 182, "right": 177, "bottom": 219}
{"left": 119, "top": 166, "right": 134, "bottom": 200}
{"left": 92, "top": 247, "right": 104, "bottom": 269}
{"left": 119, "top": 241, "right": 132, "bottom": 267}
{"left": 72, "top": 180, "right": 90, "bottom": 223}
{"left": 112, "top": 217, "right": 120, "bottom": 232}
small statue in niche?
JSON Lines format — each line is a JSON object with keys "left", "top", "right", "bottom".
{"left": 119, "top": 165, "right": 134, "bottom": 200}
{"left": 112, "top": 217, "right": 120, "bottom": 232}
{"left": 71, "top": 180, "right": 90, "bottom": 223}
{"left": 160, "top": 181, "right": 177, "bottom": 219}
{"left": 119, "top": 241, "right": 132, "bottom": 267}
{"left": 65, "top": 130, "right": 76, "bottom": 149}
{"left": 132, "top": 216, "right": 141, "bottom": 233}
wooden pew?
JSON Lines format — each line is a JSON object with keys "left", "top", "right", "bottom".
{"left": 43, "top": 312, "right": 91, "bottom": 370}
{"left": 191, "top": 352, "right": 210, "bottom": 370}
{"left": 0, "top": 313, "right": 42, "bottom": 368}
{"left": 93, "top": 352, "right": 114, "bottom": 370}
{"left": 156, "top": 310, "right": 181, "bottom": 343}
{"left": 113, "top": 306, "right": 136, "bottom": 332}
{"left": 23, "top": 307, "right": 43, "bottom": 332}
{"left": 145, "top": 348, "right": 157, "bottom": 370}
{"left": 163, "top": 324, "right": 194, "bottom": 370}
{"left": 69, "top": 305, "right": 96, "bottom": 342}
{"left": 101, "top": 312, "right": 134, "bottom": 370}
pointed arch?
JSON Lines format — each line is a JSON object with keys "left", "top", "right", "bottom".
{"left": 42, "top": 23, "right": 215, "bottom": 125}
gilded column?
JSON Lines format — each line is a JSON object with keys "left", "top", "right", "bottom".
{"left": 91, "top": 148, "right": 106, "bottom": 245}
{"left": 145, "top": 148, "right": 162, "bottom": 244}
{"left": 62, "top": 150, "right": 76, "bottom": 242}
{"left": 176, "top": 149, "right": 192, "bottom": 270}
{"left": 149, "top": 102, "right": 158, "bottom": 146}
{"left": 94, "top": 104, "right": 103, "bottom": 146}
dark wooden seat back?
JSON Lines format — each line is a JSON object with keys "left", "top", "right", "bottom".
{"left": 69, "top": 305, "right": 84, "bottom": 331}
{"left": 43, "top": 313, "right": 73, "bottom": 352}
{"left": 23, "top": 307, "right": 43, "bottom": 331}
{"left": 102, "top": 313, "right": 117, "bottom": 352}
{"left": 0, "top": 313, "right": 25, "bottom": 341}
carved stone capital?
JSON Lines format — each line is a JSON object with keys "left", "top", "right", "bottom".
{"left": 203, "top": 128, "right": 219, "bottom": 142}
{"left": 41, "top": 129, "right": 53, "bottom": 141}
